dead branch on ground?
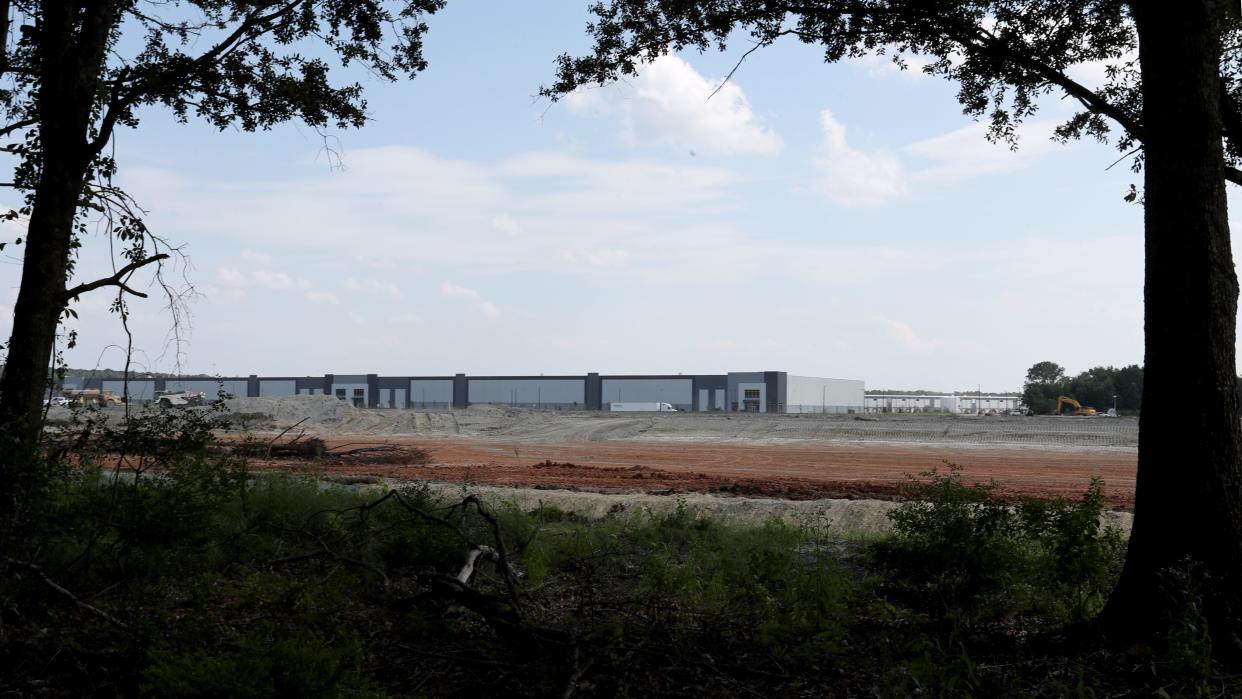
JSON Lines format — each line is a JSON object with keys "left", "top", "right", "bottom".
{"left": 3, "top": 556, "right": 132, "bottom": 631}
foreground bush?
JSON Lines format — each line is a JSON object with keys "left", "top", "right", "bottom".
{"left": 2, "top": 417, "right": 1237, "bottom": 696}
{"left": 874, "top": 466, "right": 1125, "bottom": 629}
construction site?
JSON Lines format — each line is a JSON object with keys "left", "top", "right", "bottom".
{"left": 55, "top": 395, "right": 1139, "bottom": 516}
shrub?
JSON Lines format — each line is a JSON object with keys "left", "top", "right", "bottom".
{"left": 141, "top": 625, "right": 377, "bottom": 698}
{"left": 874, "top": 465, "right": 1124, "bottom": 628}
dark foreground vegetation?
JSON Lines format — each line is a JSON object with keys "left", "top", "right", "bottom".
{"left": 2, "top": 408, "right": 1239, "bottom": 697}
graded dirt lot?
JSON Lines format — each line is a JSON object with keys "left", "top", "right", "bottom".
{"left": 288, "top": 436, "right": 1137, "bottom": 508}
{"left": 210, "top": 398, "right": 1139, "bottom": 509}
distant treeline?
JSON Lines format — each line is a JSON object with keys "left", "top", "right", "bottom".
{"left": 1022, "top": 362, "right": 1143, "bottom": 414}
{"left": 57, "top": 368, "right": 219, "bottom": 379}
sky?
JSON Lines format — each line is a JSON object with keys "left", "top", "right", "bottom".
{"left": 0, "top": 3, "right": 1214, "bottom": 392}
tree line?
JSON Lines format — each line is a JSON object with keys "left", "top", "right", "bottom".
{"left": 1022, "top": 361, "right": 1144, "bottom": 414}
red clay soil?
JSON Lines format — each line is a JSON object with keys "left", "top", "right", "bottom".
{"left": 247, "top": 437, "right": 1138, "bottom": 510}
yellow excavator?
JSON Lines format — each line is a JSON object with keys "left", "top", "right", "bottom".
{"left": 1054, "top": 396, "right": 1097, "bottom": 416}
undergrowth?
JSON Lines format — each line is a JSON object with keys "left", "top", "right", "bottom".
{"left": 1, "top": 414, "right": 1238, "bottom": 697}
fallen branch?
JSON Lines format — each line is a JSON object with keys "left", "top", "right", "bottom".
{"left": 561, "top": 643, "right": 596, "bottom": 699}
{"left": 3, "top": 556, "right": 131, "bottom": 631}
{"left": 266, "top": 417, "right": 309, "bottom": 458}
{"left": 224, "top": 438, "right": 430, "bottom": 465}
{"left": 457, "top": 545, "right": 498, "bottom": 584}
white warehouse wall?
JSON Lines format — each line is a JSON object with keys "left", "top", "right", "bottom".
{"left": 785, "top": 376, "right": 865, "bottom": 413}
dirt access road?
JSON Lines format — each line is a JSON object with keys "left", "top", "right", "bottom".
{"left": 296, "top": 436, "right": 1137, "bottom": 509}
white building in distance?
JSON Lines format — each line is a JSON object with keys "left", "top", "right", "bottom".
{"left": 865, "top": 394, "right": 1022, "bottom": 414}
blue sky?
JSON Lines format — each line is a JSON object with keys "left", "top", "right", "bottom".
{"left": 2, "top": 3, "right": 1194, "bottom": 391}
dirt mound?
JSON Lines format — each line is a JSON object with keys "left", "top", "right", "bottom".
{"left": 225, "top": 395, "right": 358, "bottom": 425}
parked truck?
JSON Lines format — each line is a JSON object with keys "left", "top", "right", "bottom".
{"left": 608, "top": 402, "right": 678, "bottom": 412}
{"left": 155, "top": 390, "right": 207, "bottom": 408}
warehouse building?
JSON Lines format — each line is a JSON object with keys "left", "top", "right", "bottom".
{"left": 864, "top": 394, "right": 1021, "bottom": 414}
{"left": 59, "top": 370, "right": 865, "bottom": 414}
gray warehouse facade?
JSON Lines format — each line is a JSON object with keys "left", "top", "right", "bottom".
{"left": 60, "top": 371, "right": 865, "bottom": 414}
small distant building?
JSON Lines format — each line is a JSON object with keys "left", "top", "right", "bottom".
{"left": 865, "top": 394, "right": 1021, "bottom": 414}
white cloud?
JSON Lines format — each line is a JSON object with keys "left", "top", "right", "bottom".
{"left": 904, "top": 119, "right": 1061, "bottom": 183}
{"left": 440, "top": 281, "right": 500, "bottom": 317}
{"left": 804, "top": 112, "right": 1070, "bottom": 205}
{"left": 389, "top": 313, "right": 424, "bottom": 325}
{"left": 216, "top": 267, "right": 309, "bottom": 290}
{"left": 344, "top": 278, "right": 402, "bottom": 298}
{"left": 350, "top": 253, "right": 401, "bottom": 271}
{"left": 810, "top": 110, "right": 905, "bottom": 206}
{"left": 215, "top": 267, "right": 246, "bottom": 286}
{"left": 854, "top": 50, "right": 936, "bottom": 79}
{"left": 440, "top": 281, "right": 477, "bottom": 298}
{"left": 491, "top": 214, "right": 522, "bottom": 235}
{"left": 560, "top": 248, "right": 629, "bottom": 268}
{"left": 883, "top": 319, "right": 945, "bottom": 354}
{"left": 565, "top": 55, "right": 782, "bottom": 156}
{"left": 240, "top": 249, "right": 273, "bottom": 264}
{"left": 255, "top": 270, "right": 309, "bottom": 290}
{"left": 302, "top": 290, "right": 340, "bottom": 305}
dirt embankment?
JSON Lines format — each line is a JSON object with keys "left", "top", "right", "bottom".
{"left": 73, "top": 397, "right": 1139, "bottom": 510}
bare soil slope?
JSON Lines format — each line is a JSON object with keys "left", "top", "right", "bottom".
{"left": 225, "top": 399, "right": 1138, "bottom": 508}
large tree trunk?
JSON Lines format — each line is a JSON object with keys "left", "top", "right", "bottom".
{"left": 0, "top": 158, "right": 81, "bottom": 499}
{"left": 1101, "top": 0, "right": 1242, "bottom": 655}
{"left": 0, "top": 3, "right": 100, "bottom": 528}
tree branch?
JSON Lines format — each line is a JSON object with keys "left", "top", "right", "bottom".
{"left": 1227, "top": 165, "right": 1242, "bottom": 186}
{"left": 0, "top": 0, "right": 10, "bottom": 77}
{"left": 936, "top": 21, "right": 1146, "bottom": 142}
{"left": 63, "top": 253, "right": 169, "bottom": 302}
{"left": 1220, "top": 89, "right": 1242, "bottom": 152}
{"left": 3, "top": 556, "right": 131, "bottom": 631}
{"left": 89, "top": 0, "right": 309, "bottom": 155}
{"left": 0, "top": 117, "right": 37, "bottom": 139}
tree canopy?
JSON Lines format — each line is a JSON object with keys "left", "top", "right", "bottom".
{"left": 1022, "top": 361, "right": 1142, "bottom": 414}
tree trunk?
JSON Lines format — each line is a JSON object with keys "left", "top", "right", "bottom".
{"left": 1101, "top": 0, "right": 1242, "bottom": 655}
{"left": 0, "top": 3, "right": 101, "bottom": 527}
{"left": 0, "top": 158, "right": 81, "bottom": 475}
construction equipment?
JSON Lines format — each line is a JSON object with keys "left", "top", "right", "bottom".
{"left": 62, "top": 389, "right": 124, "bottom": 407}
{"left": 155, "top": 390, "right": 206, "bottom": 408}
{"left": 608, "top": 402, "right": 678, "bottom": 412}
{"left": 1054, "top": 396, "right": 1098, "bottom": 416}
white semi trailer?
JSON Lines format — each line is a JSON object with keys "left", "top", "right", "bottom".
{"left": 608, "top": 402, "right": 678, "bottom": 412}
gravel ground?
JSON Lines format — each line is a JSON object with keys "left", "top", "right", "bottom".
{"left": 205, "top": 398, "right": 1138, "bottom": 448}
